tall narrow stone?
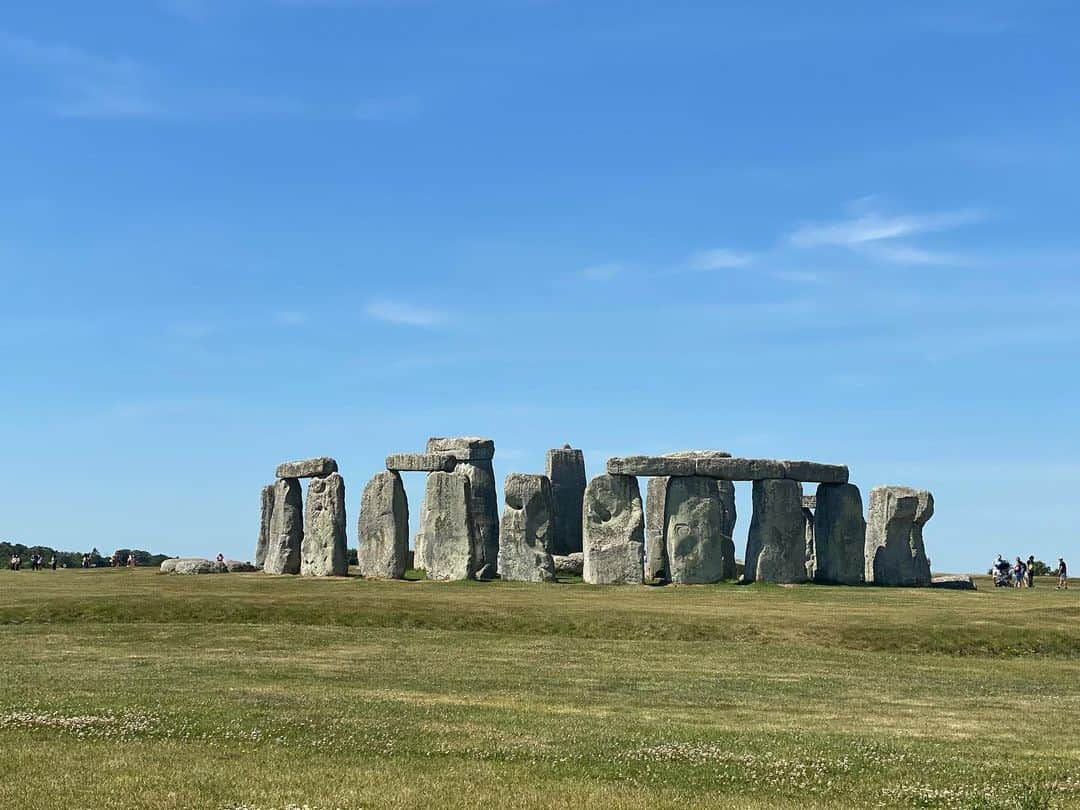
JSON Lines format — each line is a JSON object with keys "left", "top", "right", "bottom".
{"left": 498, "top": 473, "right": 556, "bottom": 582}
{"left": 264, "top": 477, "right": 303, "bottom": 575}
{"left": 358, "top": 471, "right": 409, "bottom": 579}
{"left": 426, "top": 437, "right": 499, "bottom": 572}
{"left": 664, "top": 476, "right": 731, "bottom": 584}
{"left": 645, "top": 476, "right": 670, "bottom": 580}
{"left": 545, "top": 446, "right": 586, "bottom": 555}
{"left": 255, "top": 484, "right": 275, "bottom": 569}
{"left": 301, "top": 472, "right": 348, "bottom": 576}
{"left": 865, "top": 486, "right": 932, "bottom": 586}
{"left": 813, "top": 483, "right": 865, "bottom": 584}
{"left": 717, "top": 480, "right": 738, "bottom": 580}
{"left": 803, "top": 506, "right": 816, "bottom": 580}
{"left": 583, "top": 474, "right": 645, "bottom": 585}
{"left": 419, "top": 470, "right": 476, "bottom": 581}
{"left": 745, "top": 479, "right": 808, "bottom": 584}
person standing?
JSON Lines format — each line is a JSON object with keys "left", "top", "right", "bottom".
{"left": 1057, "top": 558, "right": 1068, "bottom": 590}
{"left": 50, "top": 556, "right": 58, "bottom": 571}
{"left": 1026, "top": 555, "right": 1036, "bottom": 588}
{"left": 1014, "top": 557, "right": 1025, "bottom": 588}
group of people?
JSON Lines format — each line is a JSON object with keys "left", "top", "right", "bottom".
{"left": 7, "top": 553, "right": 57, "bottom": 571}
{"left": 993, "top": 555, "right": 1068, "bottom": 589}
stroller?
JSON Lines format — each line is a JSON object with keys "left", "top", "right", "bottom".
{"left": 992, "top": 558, "right": 1012, "bottom": 587}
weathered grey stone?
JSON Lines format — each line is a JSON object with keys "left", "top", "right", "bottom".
{"left": 264, "top": 478, "right": 303, "bottom": 574}
{"left": 612, "top": 455, "right": 848, "bottom": 483}
{"left": 225, "top": 560, "right": 258, "bottom": 572}
{"left": 647, "top": 476, "right": 736, "bottom": 581}
{"left": 803, "top": 507, "right": 816, "bottom": 580}
{"left": 255, "top": 484, "right": 275, "bottom": 569}
{"left": 546, "top": 446, "right": 586, "bottom": 556}
{"left": 745, "top": 479, "right": 808, "bottom": 583}
{"left": 583, "top": 474, "right": 645, "bottom": 585}
{"left": 418, "top": 471, "right": 476, "bottom": 581}
{"left": 275, "top": 457, "right": 338, "bottom": 479}
{"left": 498, "top": 473, "right": 556, "bottom": 583}
{"left": 553, "top": 552, "right": 584, "bottom": 576}
{"left": 172, "top": 558, "right": 224, "bottom": 575}
{"left": 664, "top": 476, "right": 731, "bottom": 584}
{"left": 426, "top": 436, "right": 495, "bottom": 462}
{"left": 159, "top": 558, "right": 179, "bottom": 573}
{"left": 358, "top": 471, "right": 409, "bottom": 579}
{"left": 413, "top": 531, "right": 429, "bottom": 572}
{"left": 645, "top": 476, "right": 670, "bottom": 580}
{"left": 782, "top": 460, "right": 849, "bottom": 484}
{"left": 931, "top": 574, "right": 975, "bottom": 590}
{"left": 456, "top": 460, "right": 499, "bottom": 571}
{"left": 813, "top": 483, "right": 865, "bottom": 584}
{"left": 302, "top": 472, "right": 348, "bottom": 576}
{"left": 864, "top": 486, "right": 932, "bottom": 586}
{"left": 385, "top": 453, "right": 456, "bottom": 473}
{"left": 475, "top": 562, "right": 497, "bottom": 581}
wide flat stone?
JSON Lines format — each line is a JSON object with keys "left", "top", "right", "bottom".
{"left": 385, "top": 453, "right": 456, "bottom": 472}
{"left": 686, "top": 457, "right": 786, "bottom": 480}
{"left": 425, "top": 436, "right": 495, "bottom": 462}
{"left": 931, "top": 575, "right": 976, "bottom": 590}
{"left": 553, "top": 552, "right": 584, "bottom": 576}
{"left": 781, "top": 460, "right": 849, "bottom": 484}
{"left": 607, "top": 455, "right": 848, "bottom": 483}
{"left": 275, "top": 457, "right": 338, "bottom": 479}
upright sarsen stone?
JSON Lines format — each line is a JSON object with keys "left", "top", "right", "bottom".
{"left": 813, "top": 483, "right": 865, "bottom": 584}
{"left": 426, "top": 437, "right": 499, "bottom": 573}
{"left": 865, "top": 486, "right": 932, "bottom": 586}
{"left": 645, "top": 476, "right": 670, "bottom": 581}
{"left": 664, "top": 476, "right": 730, "bottom": 584}
{"left": 302, "top": 472, "right": 348, "bottom": 576}
{"left": 358, "top": 471, "right": 409, "bottom": 579}
{"left": 717, "top": 480, "right": 738, "bottom": 580}
{"left": 583, "top": 474, "right": 644, "bottom": 585}
{"left": 647, "top": 475, "right": 737, "bottom": 582}
{"left": 264, "top": 478, "right": 303, "bottom": 575}
{"left": 498, "top": 473, "right": 556, "bottom": 582}
{"left": 745, "top": 479, "right": 808, "bottom": 584}
{"left": 546, "top": 446, "right": 586, "bottom": 556}
{"left": 255, "top": 484, "right": 275, "bottom": 569}
{"left": 419, "top": 471, "right": 476, "bottom": 581}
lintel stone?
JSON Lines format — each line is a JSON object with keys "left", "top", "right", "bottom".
{"left": 276, "top": 457, "right": 339, "bottom": 479}
{"left": 386, "top": 453, "right": 456, "bottom": 473}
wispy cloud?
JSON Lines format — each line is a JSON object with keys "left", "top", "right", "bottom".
{"left": 580, "top": 263, "right": 624, "bottom": 281}
{"left": 0, "top": 33, "right": 161, "bottom": 119}
{"left": 365, "top": 298, "right": 448, "bottom": 327}
{"left": 687, "top": 248, "right": 753, "bottom": 271}
{"left": 789, "top": 209, "right": 982, "bottom": 248}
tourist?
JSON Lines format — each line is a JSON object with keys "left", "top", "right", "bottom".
{"left": 1057, "top": 558, "right": 1068, "bottom": 590}
{"left": 8, "top": 554, "right": 15, "bottom": 571}
{"left": 50, "top": 556, "right": 58, "bottom": 571}
{"left": 1026, "top": 555, "right": 1036, "bottom": 588}
{"left": 216, "top": 553, "right": 225, "bottom": 565}
{"left": 1014, "top": 557, "right": 1025, "bottom": 588}
{"left": 127, "top": 554, "right": 135, "bottom": 568}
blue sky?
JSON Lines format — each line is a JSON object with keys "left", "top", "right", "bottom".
{"left": 1, "top": 0, "right": 1078, "bottom": 572}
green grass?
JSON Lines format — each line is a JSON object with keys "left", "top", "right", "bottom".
{"left": 0, "top": 569, "right": 1077, "bottom": 809}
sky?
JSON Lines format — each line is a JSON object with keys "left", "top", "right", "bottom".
{"left": 1, "top": 0, "right": 1078, "bottom": 573}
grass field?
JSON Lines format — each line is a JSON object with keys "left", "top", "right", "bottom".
{"left": 1, "top": 568, "right": 1078, "bottom": 809}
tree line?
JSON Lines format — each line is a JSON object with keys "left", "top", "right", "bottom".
{"left": 2, "top": 541, "right": 172, "bottom": 568}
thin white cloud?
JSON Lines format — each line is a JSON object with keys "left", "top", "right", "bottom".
{"left": 856, "top": 243, "right": 972, "bottom": 267}
{"left": 365, "top": 298, "right": 447, "bottom": 327}
{"left": 688, "top": 248, "right": 753, "bottom": 270}
{"left": 580, "top": 263, "right": 624, "bottom": 281}
{"left": 789, "top": 209, "right": 982, "bottom": 248}
{"left": 0, "top": 32, "right": 161, "bottom": 119}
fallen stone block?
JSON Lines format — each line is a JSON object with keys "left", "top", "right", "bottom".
{"left": 931, "top": 575, "right": 976, "bottom": 590}
{"left": 172, "top": 558, "right": 226, "bottom": 575}
{"left": 159, "top": 558, "right": 179, "bottom": 574}
{"left": 276, "top": 457, "right": 338, "bottom": 479}
{"left": 225, "top": 560, "right": 258, "bottom": 572}
{"left": 553, "top": 552, "right": 584, "bottom": 576}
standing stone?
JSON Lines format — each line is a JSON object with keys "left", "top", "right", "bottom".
{"left": 255, "top": 484, "right": 275, "bottom": 569}
{"left": 418, "top": 471, "right": 476, "bottom": 581}
{"left": 645, "top": 476, "right": 671, "bottom": 581}
{"left": 264, "top": 478, "right": 303, "bottom": 575}
{"left": 413, "top": 530, "right": 430, "bottom": 573}
{"left": 497, "top": 473, "right": 556, "bottom": 582}
{"left": 426, "top": 437, "right": 499, "bottom": 573}
{"left": 717, "top": 480, "right": 738, "bottom": 580}
{"left": 803, "top": 506, "right": 816, "bottom": 579}
{"left": 745, "top": 479, "right": 808, "bottom": 584}
{"left": 664, "top": 476, "right": 730, "bottom": 584}
{"left": 301, "top": 472, "right": 348, "bottom": 576}
{"left": 545, "top": 446, "right": 587, "bottom": 556}
{"left": 358, "top": 471, "right": 409, "bottom": 579}
{"left": 865, "top": 486, "right": 932, "bottom": 586}
{"left": 583, "top": 474, "right": 645, "bottom": 585}
{"left": 813, "top": 483, "right": 865, "bottom": 584}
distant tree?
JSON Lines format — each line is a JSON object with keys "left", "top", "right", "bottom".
{"left": 1030, "top": 559, "right": 1052, "bottom": 577}
{"left": 347, "top": 548, "right": 359, "bottom": 566}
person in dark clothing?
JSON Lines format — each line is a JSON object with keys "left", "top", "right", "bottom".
{"left": 1058, "top": 558, "right": 1068, "bottom": 590}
